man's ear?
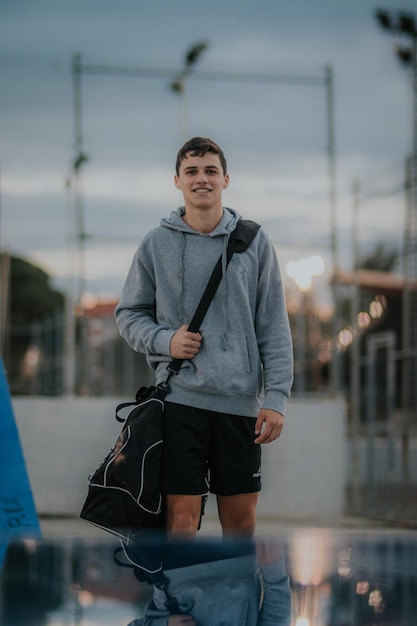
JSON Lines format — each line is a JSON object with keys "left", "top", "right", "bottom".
{"left": 223, "top": 174, "right": 230, "bottom": 189}
{"left": 174, "top": 175, "right": 180, "bottom": 189}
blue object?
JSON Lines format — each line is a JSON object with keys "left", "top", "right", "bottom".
{"left": 0, "top": 357, "right": 40, "bottom": 570}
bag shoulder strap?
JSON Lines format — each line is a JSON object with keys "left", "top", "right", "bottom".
{"left": 186, "top": 219, "right": 260, "bottom": 334}
{"left": 167, "top": 219, "right": 260, "bottom": 376}
{"left": 228, "top": 218, "right": 261, "bottom": 255}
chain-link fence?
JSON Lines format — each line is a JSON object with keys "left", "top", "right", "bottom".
{"left": 346, "top": 328, "right": 417, "bottom": 523}
{"left": 3, "top": 314, "right": 153, "bottom": 397}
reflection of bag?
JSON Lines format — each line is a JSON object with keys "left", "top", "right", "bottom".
{"left": 79, "top": 219, "right": 261, "bottom": 540}
{"left": 114, "top": 531, "right": 183, "bottom": 614}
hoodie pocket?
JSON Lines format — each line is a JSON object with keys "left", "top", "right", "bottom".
{"left": 178, "top": 331, "right": 262, "bottom": 395}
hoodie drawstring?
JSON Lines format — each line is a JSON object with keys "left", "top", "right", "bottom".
{"left": 178, "top": 232, "right": 186, "bottom": 321}
{"left": 161, "top": 207, "right": 238, "bottom": 342}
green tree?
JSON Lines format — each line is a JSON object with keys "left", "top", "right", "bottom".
{"left": 2, "top": 254, "right": 65, "bottom": 391}
{"left": 358, "top": 242, "right": 398, "bottom": 272}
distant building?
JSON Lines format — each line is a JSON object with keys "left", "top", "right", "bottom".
{"left": 76, "top": 299, "right": 153, "bottom": 396}
{"left": 335, "top": 268, "right": 417, "bottom": 424}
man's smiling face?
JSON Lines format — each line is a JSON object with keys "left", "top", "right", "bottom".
{"left": 174, "top": 151, "right": 229, "bottom": 213}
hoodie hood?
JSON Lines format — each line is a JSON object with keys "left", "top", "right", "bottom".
{"left": 160, "top": 206, "right": 241, "bottom": 236}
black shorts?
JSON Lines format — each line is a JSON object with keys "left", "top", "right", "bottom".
{"left": 160, "top": 402, "right": 262, "bottom": 497}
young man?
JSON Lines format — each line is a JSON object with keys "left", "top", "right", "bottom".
{"left": 115, "top": 137, "right": 293, "bottom": 538}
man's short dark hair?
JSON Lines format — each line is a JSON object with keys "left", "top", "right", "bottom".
{"left": 175, "top": 137, "right": 227, "bottom": 176}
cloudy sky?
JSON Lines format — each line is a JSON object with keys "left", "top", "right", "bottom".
{"left": 1, "top": 0, "right": 414, "bottom": 301}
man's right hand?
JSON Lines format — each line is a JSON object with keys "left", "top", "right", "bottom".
{"left": 170, "top": 324, "right": 202, "bottom": 359}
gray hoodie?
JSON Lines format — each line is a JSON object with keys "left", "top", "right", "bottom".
{"left": 130, "top": 554, "right": 292, "bottom": 626}
{"left": 115, "top": 207, "right": 293, "bottom": 417}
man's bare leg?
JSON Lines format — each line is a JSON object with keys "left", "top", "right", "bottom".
{"left": 165, "top": 494, "right": 203, "bottom": 539}
{"left": 217, "top": 492, "right": 259, "bottom": 536}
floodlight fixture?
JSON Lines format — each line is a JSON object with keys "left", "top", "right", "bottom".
{"left": 73, "top": 152, "right": 89, "bottom": 172}
{"left": 185, "top": 41, "right": 209, "bottom": 67}
{"left": 375, "top": 9, "right": 392, "bottom": 31}
{"left": 375, "top": 9, "right": 416, "bottom": 68}
{"left": 375, "top": 9, "right": 417, "bottom": 37}
{"left": 396, "top": 46, "right": 413, "bottom": 65}
{"left": 170, "top": 41, "right": 209, "bottom": 94}
{"left": 170, "top": 78, "right": 184, "bottom": 94}
{"left": 398, "top": 13, "right": 417, "bottom": 36}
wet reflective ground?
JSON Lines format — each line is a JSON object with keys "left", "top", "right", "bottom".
{"left": 1, "top": 528, "right": 417, "bottom": 625}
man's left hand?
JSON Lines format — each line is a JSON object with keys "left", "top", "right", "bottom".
{"left": 254, "top": 409, "right": 284, "bottom": 444}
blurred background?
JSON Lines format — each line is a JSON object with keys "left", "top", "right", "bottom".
{"left": 1, "top": 0, "right": 417, "bottom": 522}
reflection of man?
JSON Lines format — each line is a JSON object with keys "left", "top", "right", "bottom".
{"left": 127, "top": 539, "right": 291, "bottom": 626}
{"left": 116, "top": 137, "right": 293, "bottom": 538}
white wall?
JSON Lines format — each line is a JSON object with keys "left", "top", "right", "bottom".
{"left": 258, "top": 396, "right": 346, "bottom": 519}
{"left": 11, "top": 395, "right": 347, "bottom": 521}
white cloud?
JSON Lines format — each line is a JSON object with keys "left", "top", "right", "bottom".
{"left": 2, "top": 174, "right": 64, "bottom": 197}
{"left": 30, "top": 244, "right": 138, "bottom": 284}
{"left": 82, "top": 166, "right": 176, "bottom": 204}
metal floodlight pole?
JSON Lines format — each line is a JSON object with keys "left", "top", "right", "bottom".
{"left": 324, "top": 64, "right": 340, "bottom": 394}
{"left": 72, "top": 52, "right": 89, "bottom": 305}
{"left": 350, "top": 179, "right": 361, "bottom": 513}
{"left": 63, "top": 177, "right": 76, "bottom": 395}
{"left": 68, "top": 52, "right": 91, "bottom": 395}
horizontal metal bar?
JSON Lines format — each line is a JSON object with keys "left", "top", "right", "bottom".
{"left": 80, "top": 63, "right": 325, "bottom": 86}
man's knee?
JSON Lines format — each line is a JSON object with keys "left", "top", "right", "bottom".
{"left": 217, "top": 493, "right": 259, "bottom": 536}
{"left": 225, "top": 514, "right": 256, "bottom": 536}
{"left": 165, "top": 494, "right": 202, "bottom": 538}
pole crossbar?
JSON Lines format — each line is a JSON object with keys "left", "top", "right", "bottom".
{"left": 79, "top": 63, "right": 324, "bottom": 87}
